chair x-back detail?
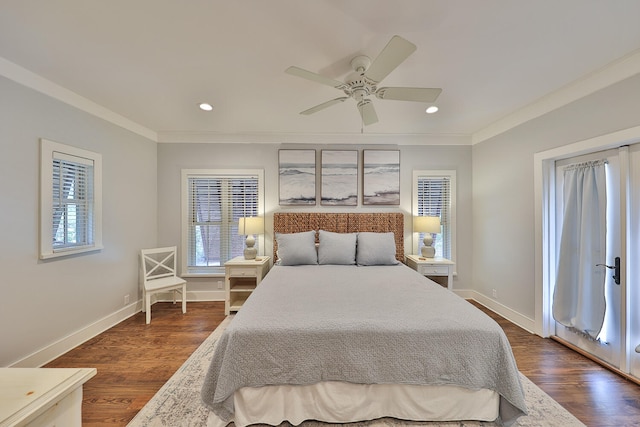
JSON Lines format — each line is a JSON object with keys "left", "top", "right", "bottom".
{"left": 140, "top": 246, "right": 187, "bottom": 324}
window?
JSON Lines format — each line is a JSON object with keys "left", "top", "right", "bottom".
{"left": 412, "top": 170, "right": 456, "bottom": 261}
{"left": 40, "top": 139, "right": 102, "bottom": 259}
{"left": 182, "top": 169, "right": 264, "bottom": 275}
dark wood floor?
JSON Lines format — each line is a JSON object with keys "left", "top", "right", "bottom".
{"left": 473, "top": 301, "right": 640, "bottom": 427}
{"left": 45, "top": 302, "right": 225, "bottom": 425}
{"left": 44, "top": 301, "right": 640, "bottom": 426}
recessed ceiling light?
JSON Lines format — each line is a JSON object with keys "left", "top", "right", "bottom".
{"left": 425, "top": 106, "right": 438, "bottom": 114}
{"left": 199, "top": 103, "right": 213, "bottom": 111}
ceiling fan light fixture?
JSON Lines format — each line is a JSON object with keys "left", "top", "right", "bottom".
{"left": 199, "top": 102, "right": 214, "bottom": 111}
{"left": 426, "top": 106, "right": 439, "bottom": 114}
{"left": 285, "top": 35, "right": 442, "bottom": 126}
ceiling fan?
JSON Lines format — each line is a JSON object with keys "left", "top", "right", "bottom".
{"left": 285, "top": 35, "right": 442, "bottom": 126}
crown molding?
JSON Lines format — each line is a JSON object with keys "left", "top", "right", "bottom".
{"left": 0, "top": 56, "right": 469, "bottom": 146}
{"left": 473, "top": 48, "right": 640, "bottom": 145}
{"left": 0, "top": 56, "right": 157, "bottom": 141}
{"left": 9, "top": 44, "right": 636, "bottom": 148}
{"left": 156, "top": 131, "right": 471, "bottom": 146}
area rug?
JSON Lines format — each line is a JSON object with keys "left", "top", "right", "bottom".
{"left": 127, "top": 316, "right": 585, "bottom": 427}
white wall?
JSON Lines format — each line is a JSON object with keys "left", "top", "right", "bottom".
{"left": 0, "top": 70, "right": 473, "bottom": 365}
{"left": 8, "top": 66, "right": 638, "bottom": 367}
{"left": 472, "top": 72, "right": 640, "bottom": 321}
{"left": 0, "top": 77, "right": 158, "bottom": 367}
{"left": 157, "top": 141, "right": 473, "bottom": 297}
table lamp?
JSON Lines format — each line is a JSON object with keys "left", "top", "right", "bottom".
{"left": 238, "top": 216, "right": 263, "bottom": 260}
{"left": 414, "top": 216, "right": 441, "bottom": 258}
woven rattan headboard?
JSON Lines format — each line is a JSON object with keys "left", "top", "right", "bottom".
{"left": 273, "top": 212, "right": 405, "bottom": 262}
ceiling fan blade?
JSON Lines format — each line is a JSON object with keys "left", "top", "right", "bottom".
{"left": 358, "top": 100, "right": 378, "bottom": 126}
{"left": 300, "top": 97, "right": 349, "bottom": 115}
{"left": 285, "top": 66, "right": 347, "bottom": 89}
{"left": 376, "top": 87, "right": 442, "bottom": 102}
{"left": 364, "top": 35, "right": 416, "bottom": 84}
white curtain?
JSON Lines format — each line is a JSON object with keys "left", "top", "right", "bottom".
{"left": 553, "top": 160, "right": 607, "bottom": 339}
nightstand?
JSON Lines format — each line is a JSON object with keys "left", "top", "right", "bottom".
{"left": 405, "top": 254, "right": 455, "bottom": 290}
{"left": 224, "top": 256, "right": 270, "bottom": 315}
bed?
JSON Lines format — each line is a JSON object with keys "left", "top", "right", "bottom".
{"left": 202, "top": 213, "right": 527, "bottom": 427}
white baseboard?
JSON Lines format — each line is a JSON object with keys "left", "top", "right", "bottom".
{"left": 186, "top": 290, "right": 225, "bottom": 301}
{"left": 455, "top": 289, "right": 536, "bottom": 334}
{"left": 11, "top": 289, "right": 531, "bottom": 368}
{"left": 11, "top": 292, "right": 226, "bottom": 368}
{"left": 151, "top": 289, "right": 225, "bottom": 303}
{"left": 11, "top": 301, "right": 141, "bottom": 368}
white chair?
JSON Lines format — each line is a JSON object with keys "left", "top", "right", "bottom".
{"left": 140, "top": 246, "right": 187, "bottom": 324}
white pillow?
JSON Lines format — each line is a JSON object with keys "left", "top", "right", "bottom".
{"left": 275, "top": 230, "right": 318, "bottom": 265}
{"left": 356, "top": 232, "right": 399, "bottom": 266}
{"left": 318, "top": 230, "right": 357, "bottom": 265}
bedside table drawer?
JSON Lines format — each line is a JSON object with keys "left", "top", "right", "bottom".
{"left": 228, "top": 266, "right": 258, "bottom": 277}
{"left": 418, "top": 265, "right": 449, "bottom": 275}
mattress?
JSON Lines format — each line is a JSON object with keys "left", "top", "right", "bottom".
{"left": 201, "top": 264, "right": 527, "bottom": 426}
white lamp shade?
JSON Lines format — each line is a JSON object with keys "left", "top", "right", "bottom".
{"left": 413, "top": 216, "right": 441, "bottom": 234}
{"left": 238, "top": 216, "right": 264, "bottom": 235}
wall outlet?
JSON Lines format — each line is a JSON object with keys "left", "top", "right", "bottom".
{"left": 217, "top": 280, "right": 223, "bottom": 289}
{"left": 492, "top": 289, "right": 497, "bottom": 298}
{"left": 124, "top": 294, "right": 130, "bottom": 305}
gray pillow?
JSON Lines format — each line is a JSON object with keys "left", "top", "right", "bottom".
{"left": 275, "top": 230, "right": 318, "bottom": 265}
{"left": 356, "top": 232, "right": 399, "bottom": 266}
{"left": 318, "top": 230, "right": 357, "bottom": 265}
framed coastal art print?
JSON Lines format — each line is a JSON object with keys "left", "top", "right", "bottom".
{"left": 321, "top": 150, "right": 358, "bottom": 206}
{"left": 279, "top": 149, "right": 316, "bottom": 205}
{"left": 363, "top": 149, "right": 400, "bottom": 205}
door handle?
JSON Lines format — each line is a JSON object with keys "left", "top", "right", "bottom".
{"left": 596, "top": 257, "right": 620, "bottom": 285}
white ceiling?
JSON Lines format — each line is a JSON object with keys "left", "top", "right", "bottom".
{"left": 2, "top": 0, "right": 640, "bottom": 142}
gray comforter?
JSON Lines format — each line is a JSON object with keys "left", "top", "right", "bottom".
{"left": 201, "top": 264, "right": 527, "bottom": 426}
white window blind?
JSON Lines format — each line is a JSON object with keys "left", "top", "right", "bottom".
{"left": 52, "top": 152, "right": 95, "bottom": 250}
{"left": 413, "top": 170, "right": 456, "bottom": 260}
{"left": 183, "top": 170, "right": 263, "bottom": 275}
{"left": 40, "top": 139, "right": 103, "bottom": 259}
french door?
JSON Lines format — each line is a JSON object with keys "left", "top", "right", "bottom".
{"left": 538, "top": 125, "right": 640, "bottom": 380}
{"left": 553, "top": 148, "right": 624, "bottom": 367}
{"left": 627, "top": 145, "right": 640, "bottom": 378}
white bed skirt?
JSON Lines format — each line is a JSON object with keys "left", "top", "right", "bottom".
{"left": 207, "top": 381, "right": 500, "bottom": 427}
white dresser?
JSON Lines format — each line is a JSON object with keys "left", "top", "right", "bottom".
{"left": 0, "top": 367, "right": 96, "bottom": 427}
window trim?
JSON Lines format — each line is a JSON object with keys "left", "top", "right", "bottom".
{"left": 412, "top": 170, "right": 456, "bottom": 263}
{"left": 40, "top": 138, "right": 103, "bottom": 259}
{"left": 181, "top": 169, "right": 264, "bottom": 277}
